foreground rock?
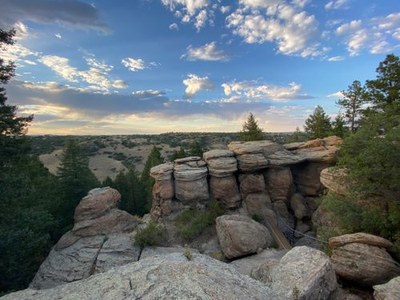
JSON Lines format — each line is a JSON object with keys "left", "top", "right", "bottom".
{"left": 216, "top": 215, "right": 273, "bottom": 259}
{"left": 3, "top": 253, "right": 280, "bottom": 300}
{"left": 30, "top": 188, "right": 139, "bottom": 289}
{"left": 269, "top": 246, "right": 337, "bottom": 300}
{"left": 374, "top": 276, "right": 400, "bottom": 300}
{"left": 329, "top": 233, "right": 400, "bottom": 286}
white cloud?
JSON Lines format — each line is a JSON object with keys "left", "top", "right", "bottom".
{"left": 183, "top": 74, "right": 214, "bottom": 98}
{"left": 169, "top": 23, "right": 179, "bottom": 30}
{"left": 220, "top": 6, "right": 230, "bottom": 14}
{"left": 221, "top": 81, "right": 312, "bottom": 102}
{"left": 132, "top": 90, "right": 165, "bottom": 97}
{"left": 326, "top": 91, "right": 343, "bottom": 98}
{"left": 40, "top": 55, "right": 79, "bottom": 82}
{"left": 121, "top": 57, "right": 146, "bottom": 72}
{"left": 327, "top": 56, "right": 345, "bottom": 62}
{"left": 226, "top": 2, "right": 323, "bottom": 57}
{"left": 195, "top": 9, "right": 208, "bottom": 31}
{"left": 325, "top": 0, "right": 349, "bottom": 10}
{"left": 55, "top": 33, "right": 62, "bottom": 39}
{"left": 336, "top": 20, "right": 368, "bottom": 56}
{"left": 182, "top": 42, "right": 229, "bottom": 61}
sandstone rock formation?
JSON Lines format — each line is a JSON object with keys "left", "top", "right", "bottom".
{"left": 268, "top": 246, "right": 337, "bottom": 299}
{"left": 374, "top": 276, "right": 400, "bottom": 300}
{"left": 4, "top": 253, "right": 280, "bottom": 300}
{"left": 216, "top": 215, "right": 273, "bottom": 259}
{"left": 320, "top": 167, "right": 350, "bottom": 195}
{"left": 150, "top": 162, "right": 174, "bottom": 220}
{"left": 329, "top": 233, "right": 400, "bottom": 286}
{"left": 30, "top": 188, "right": 140, "bottom": 289}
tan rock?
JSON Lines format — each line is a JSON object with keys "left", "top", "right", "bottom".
{"left": 203, "top": 149, "right": 235, "bottom": 160}
{"left": 243, "top": 193, "right": 272, "bottom": 216}
{"left": 210, "top": 175, "right": 241, "bottom": 209}
{"left": 150, "top": 162, "right": 174, "bottom": 180}
{"left": 331, "top": 242, "right": 400, "bottom": 286}
{"left": 374, "top": 276, "right": 400, "bottom": 300}
{"left": 175, "top": 177, "right": 209, "bottom": 204}
{"left": 265, "top": 167, "right": 294, "bottom": 203}
{"left": 205, "top": 156, "right": 237, "bottom": 177}
{"left": 228, "top": 140, "right": 277, "bottom": 155}
{"left": 216, "top": 215, "right": 273, "bottom": 259}
{"left": 320, "top": 167, "right": 350, "bottom": 195}
{"left": 236, "top": 153, "right": 269, "bottom": 172}
{"left": 292, "top": 162, "right": 330, "bottom": 196}
{"left": 74, "top": 187, "right": 121, "bottom": 222}
{"left": 290, "top": 193, "right": 310, "bottom": 219}
{"left": 239, "top": 173, "right": 266, "bottom": 198}
{"left": 329, "top": 232, "right": 394, "bottom": 249}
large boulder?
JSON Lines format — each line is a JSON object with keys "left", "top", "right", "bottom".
{"left": 3, "top": 253, "right": 280, "bottom": 300}
{"left": 374, "top": 276, "right": 400, "bottom": 300}
{"left": 320, "top": 167, "right": 350, "bottom": 196}
{"left": 268, "top": 246, "right": 337, "bottom": 300}
{"left": 30, "top": 188, "right": 140, "bottom": 289}
{"left": 174, "top": 157, "right": 209, "bottom": 204}
{"left": 329, "top": 233, "right": 400, "bottom": 286}
{"left": 216, "top": 215, "right": 273, "bottom": 259}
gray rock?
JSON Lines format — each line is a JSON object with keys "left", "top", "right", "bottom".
{"left": 239, "top": 173, "right": 266, "bottom": 198}
{"left": 243, "top": 193, "right": 273, "bottom": 217}
{"left": 140, "top": 246, "right": 199, "bottom": 260}
{"left": 290, "top": 193, "right": 310, "bottom": 220}
{"left": 292, "top": 162, "right": 330, "bottom": 196}
{"left": 150, "top": 162, "right": 174, "bottom": 181}
{"left": 374, "top": 276, "right": 400, "bottom": 300}
{"left": 216, "top": 214, "right": 273, "bottom": 259}
{"left": 236, "top": 153, "right": 269, "bottom": 172}
{"left": 203, "top": 150, "right": 237, "bottom": 177}
{"left": 4, "top": 253, "right": 280, "bottom": 300}
{"left": 320, "top": 167, "right": 350, "bottom": 196}
{"left": 228, "top": 140, "right": 278, "bottom": 155}
{"left": 269, "top": 246, "right": 337, "bottom": 300}
{"left": 265, "top": 167, "right": 294, "bottom": 203}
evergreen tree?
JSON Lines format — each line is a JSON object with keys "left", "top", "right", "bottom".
{"left": 57, "top": 140, "right": 99, "bottom": 233}
{"left": 169, "top": 147, "right": 186, "bottom": 161}
{"left": 304, "top": 105, "right": 332, "bottom": 139}
{"left": 331, "top": 114, "right": 347, "bottom": 138}
{"left": 141, "top": 146, "right": 164, "bottom": 211}
{"left": 240, "top": 113, "right": 264, "bottom": 141}
{"left": 188, "top": 140, "right": 203, "bottom": 157}
{"left": 337, "top": 80, "right": 366, "bottom": 132}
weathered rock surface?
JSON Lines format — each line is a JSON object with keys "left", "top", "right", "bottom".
{"left": 292, "top": 162, "right": 330, "bottom": 196}
{"left": 239, "top": 173, "right": 266, "bottom": 198}
{"left": 4, "top": 253, "right": 280, "bottom": 300}
{"left": 374, "top": 276, "right": 400, "bottom": 300}
{"left": 236, "top": 153, "right": 269, "bottom": 172}
{"left": 210, "top": 175, "right": 241, "bottom": 208}
{"left": 268, "top": 246, "right": 337, "bottom": 300}
{"left": 203, "top": 149, "right": 237, "bottom": 177}
{"left": 329, "top": 233, "right": 400, "bottom": 286}
{"left": 243, "top": 193, "right": 272, "bottom": 217}
{"left": 174, "top": 156, "right": 209, "bottom": 204}
{"left": 139, "top": 246, "right": 199, "bottom": 260}
{"left": 216, "top": 215, "right": 273, "bottom": 259}
{"left": 149, "top": 162, "right": 174, "bottom": 181}
{"left": 264, "top": 167, "right": 293, "bottom": 203}
{"left": 30, "top": 187, "right": 139, "bottom": 289}
{"left": 150, "top": 163, "right": 175, "bottom": 219}
{"left": 290, "top": 193, "right": 310, "bottom": 220}
{"left": 320, "top": 167, "right": 350, "bottom": 196}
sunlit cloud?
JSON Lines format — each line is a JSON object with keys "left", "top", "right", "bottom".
{"left": 182, "top": 42, "right": 229, "bottom": 61}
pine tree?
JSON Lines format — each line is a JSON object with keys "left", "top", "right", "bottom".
{"left": 57, "top": 140, "right": 99, "bottom": 232}
{"left": 240, "top": 113, "right": 264, "bottom": 141}
{"left": 169, "top": 147, "right": 186, "bottom": 161}
{"left": 188, "top": 140, "right": 203, "bottom": 157}
{"left": 337, "top": 80, "right": 366, "bottom": 132}
{"left": 304, "top": 105, "right": 332, "bottom": 139}
{"left": 331, "top": 114, "right": 347, "bottom": 138}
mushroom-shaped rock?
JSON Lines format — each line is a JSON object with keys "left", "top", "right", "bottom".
{"left": 174, "top": 156, "right": 209, "bottom": 204}
{"left": 329, "top": 233, "right": 400, "bottom": 286}
{"left": 150, "top": 162, "right": 175, "bottom": 219}
{"left": 216, "top": 215, "right": 273, "bottom": 259}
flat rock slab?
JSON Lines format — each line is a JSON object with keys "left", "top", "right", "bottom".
{"left": 139, "top": 246, "right": 199, "bottom": 260}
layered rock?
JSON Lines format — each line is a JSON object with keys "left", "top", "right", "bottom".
{"left": 174, "top": 156, "right": 209, "bottom": 204}
{"left": 320, "top": 167, "right": 350, "bottom": 196}
{"left": 329, "top": 233, "right": 400, "bottom": 286}
{"left": 216, "top": 214, "right": 273, "bottom": 259}
{"left": 264, "top": 167, "right": 294, "bottom": 203}
{"left": 30, "top": 188, "right": 139, "bottom": 289}
{"left": 204, "top": 150, "right": 240, "bottom": 209}
{"left": 150, "top": 162, "right": 174, "bottom": 220}
{"left": 4, "top": 253, "right": 280, "bottom": 300}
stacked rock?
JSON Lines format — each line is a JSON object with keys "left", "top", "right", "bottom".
{"left": 203, "top": 150, "right": 240, "bottom": 209}
{"left": 150, "top": 162, "right": 174, "bottom": 220}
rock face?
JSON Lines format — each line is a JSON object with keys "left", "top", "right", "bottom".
{"left": 216, "top": 215, "right": 273, "bottom": 259}
{"left": 329, "top": 233, "right": 400, "bottom": 286}
{"left": 174, "top": 157, "right": 209, "bottom": 204}
{"left": 320, "top": 167, "right": 350, "bottom": 195}
{"left": 4, "top": 253, "right": 280, "bottom": 300}
{"left": 264, "top": 167, "right": 294, "bottom": 203}
{"left": 150, "top": 162, "right": 174, "bottom": 220}
{"left": 268, "top": 246, "right": 337, "bottom": 300}
{"left": 30, "top": 188, "right": 140, "bottom": 289}
{"left": 374, "top": 276, "right": 400, "bottom": 300}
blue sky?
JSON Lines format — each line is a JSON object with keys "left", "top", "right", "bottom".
{"left": 1, "top": 0, "right": 399, "bottom": 134}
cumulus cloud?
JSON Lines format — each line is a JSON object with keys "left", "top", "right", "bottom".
{"left": 220, "top": 6, "right": 230, "bottom": 14}
{"left": 121, "top": 57, "right": 146, "bottom": 72}
{"left": 0, "top": 0, "right": 110, "bottom": 33}
{"left": 326, "top": 91, "right": 344, "bottom": 98}
{"left": 325, "top": 0, "right": 349, "bottom": 10}
{"left": 221, "top": 81, "right": 312, "bottom": 102}
{"left": 183, "top": 74, "right": 214, "bottom": 98}
{"left": 226, "top": 1, "right": 324, "bottom": 57}
{"left": 182, "top": 42, "right": 229, "bottom": 61}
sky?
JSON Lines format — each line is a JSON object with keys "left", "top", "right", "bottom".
{"left": 0, "top": 0, "right": 399, "bottom": 135}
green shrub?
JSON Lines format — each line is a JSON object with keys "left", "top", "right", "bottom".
{"left": 175, "top": 201, "right": 223, "bottom": 241}
{"left": 133, "top": 221, "right": 165, "bottom": 248}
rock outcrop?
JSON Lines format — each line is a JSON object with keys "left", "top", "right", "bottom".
{"left": 3, "top": 253, "right": 280, "bottom": 300}
{"left": 216, "top": 215, "right": 273, "bottom": 259}
{"left": 320, "top": 167, "right": 350, "bottom": 195}
{"left": 150, "top": 162, "right": 174, "bottom": 219}
{"left": 374, "top": 276, "right": 400, "bottom": 300}
{"left": 30, "top": 188, "right": 140, "bottom": 289}
{"left": 329, "top": 233, "right": 400, "bottom": 286}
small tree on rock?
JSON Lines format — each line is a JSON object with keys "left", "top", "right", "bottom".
{"left": 304, "top": 105, "right": 332, "bottom": 139}
{"left": 240, "top": 113, "right": 264, "bottom": 141}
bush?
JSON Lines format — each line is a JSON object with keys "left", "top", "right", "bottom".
{"left": 175, "top": 201, "right": 223, "bottom": 241}
{"left": 133, "top": 221, "right": 165, "bottom": 249}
